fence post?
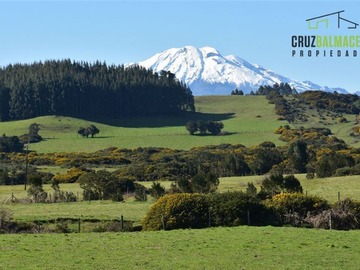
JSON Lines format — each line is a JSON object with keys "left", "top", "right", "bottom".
{"left": 161, "top": 214, "right": 165, "bottom": 230}
{"left": 78, "top": 218, "right": 81, "bottom": 233}
{"left": 247, "top": 210, "right": 251, "bottom": 226}
{"left": 338, "top": 191, "right": 340, "bottom": 201}
{"left": 121, "top": 215, "right": 124, "bottom": 230}
{"left": 208, "top": 207, "right": 211, "bottom": 227}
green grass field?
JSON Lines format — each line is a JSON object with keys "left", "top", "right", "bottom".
{"left": 218, "top": 174, "right": 360, "bottom": 203}
{"left": 3, "top": 200, "right": 152, "bottom": 223}
{"left": 0, "top": 96, "right": 286, "bottom": 153}
{"left": 1, "top": 94, "right": 358, "bottom": 152}
{"left": 1, "top": 95, "right": 359, "bottom": 269}
{"left": 1, "top": 174, "right": 359, "bottom": 224}
{"left": 0, "top": 183, "right": 153, "bottom": 223}
{"left": 0, "top": 226, "right": 359, "bottom": 269}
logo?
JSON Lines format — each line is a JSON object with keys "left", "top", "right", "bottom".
{"left": 291, "top": 10, "right": 360, "bottom": 58}
{"left": 306, "top": 10, "right": 359, "bottom": 30}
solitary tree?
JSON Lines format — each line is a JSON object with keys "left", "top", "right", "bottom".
{"left": 186, "top": 120, "right": 224, "bottom": 136}
{"left": 78, "top": 125, "right": 100, "bottom": 138}
{"left": 231, "top": 89, "right": 244, "bottom": 95}
{"left": 20, "top": 123, "right": 42, "bottom": 143}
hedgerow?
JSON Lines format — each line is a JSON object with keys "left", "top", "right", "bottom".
{"left": 264, "top": 193, "right": 330, "bottom": 225}
{"left": 142, "top": 193, "right": 210, "bottom": 231}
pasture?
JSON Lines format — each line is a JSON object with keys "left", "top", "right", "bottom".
{"left": 1, "top": 175, "right": 360, "bottom": 225}
{"left": 0, "top": 226, "right": 359, "bottom": 269}
{"left": 0, "top": 95, "right": 360, "bottom": 269}
{"left": 0, "top": 96, "right": 285, "bottom": 153}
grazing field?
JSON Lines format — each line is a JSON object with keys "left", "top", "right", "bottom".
{"left": 218, "top": 174, "right": 360, "bottom": 203}
{"left": 0, "top": 183, "right": 83, "bottom": 203}
{"left": 2, "top": 200, "right": 152, "bottom": 224}
{"left": 1, "top": 174, "right": 360, "bottom": 224}
{"left": 0, "top": 96, "right": 286, "bottom": 153}
{"left": 0, "top": 183, "right": 152, "bottom": 223}
{"left": 0, "top": 226, "right": 359, "bottom": 269}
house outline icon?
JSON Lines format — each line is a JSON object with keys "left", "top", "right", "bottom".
{"left": 306, "top": 10, "right": 359, "bottom": 29}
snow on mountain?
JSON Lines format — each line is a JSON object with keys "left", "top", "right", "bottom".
{"left": 136, "top": 46, "right": 349, "bottom": 96}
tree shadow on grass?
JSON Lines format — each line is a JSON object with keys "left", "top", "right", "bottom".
{"left": 81, "top": 112, "right": 235, "bottom": 128}
{"left": 41, "top": 136, "right": 114, "bottom": 140}
{"left": 192, "top": 131, "right": 238, "bottom": 137}
{"left": 82, "top": 136, "right": 114, "bottom": 139}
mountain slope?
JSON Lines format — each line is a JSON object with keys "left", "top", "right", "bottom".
{"left": 137, "top": 46, "right": 348, "bottom": 95}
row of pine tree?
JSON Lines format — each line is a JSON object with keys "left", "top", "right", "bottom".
{"left": 0, "top": 60, "right": 195, "bottom": 121}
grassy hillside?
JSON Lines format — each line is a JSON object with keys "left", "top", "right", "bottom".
{"left": 0, "top": 96, "right": 286, "bottom": 153}
{"left": 0, "top": 226, "right": 359, "bottom": 269}
{"left": 283, "top": 93, "right": 360, "bottom": 148}
{"left": 291, "top": 110, "right": 360, "bottom": 147}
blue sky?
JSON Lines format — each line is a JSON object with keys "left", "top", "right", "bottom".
{"left": 1, "top": 0, "right": 359, "bottom": 92}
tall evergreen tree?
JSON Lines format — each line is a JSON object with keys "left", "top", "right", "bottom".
{"left": 0, "top": 61, "right": 195, "bottom": 120}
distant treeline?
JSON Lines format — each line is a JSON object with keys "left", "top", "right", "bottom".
{"left": 0, "top": 60, "right": 195, "bottom": 121}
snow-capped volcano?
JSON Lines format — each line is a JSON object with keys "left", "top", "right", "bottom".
{"left": 137, "top": 46, "right": 348, "bottom": 95}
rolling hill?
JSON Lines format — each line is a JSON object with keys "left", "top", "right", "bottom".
{"left": 1, "top": 94, "right": 359, "bottom": 153}
{"left": 0, "top": 96, "right": 285, "bottom": 153}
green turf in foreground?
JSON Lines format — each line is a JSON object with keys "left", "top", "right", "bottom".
{"left": 0, "top": 226, "right": 359, "bottom": 269}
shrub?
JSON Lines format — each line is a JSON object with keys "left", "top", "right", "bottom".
{"left": 149, "top": 182, "right": 166, "bottom": 199}
{"left": 283, "top": 175, "right": 303, "bottom": 193}
{"left": 27, "top": 174, "right": 47, "bottom": 203}
{"left": 305, "top": 199, "right": 360, "bottom": 230}
{"left": 258, "top": 141, "right": 276, "bottom": 148}
{"left": 209, "top": 192, "right": 278, "bottom": 226}
{"left": 185, "top": 120, "right": 198, "bottom": 135}
{"left": 315, "top": 152, "right": 352, "bottom": 178}
{"left": 175, "top": 173, "right": 219, "bottom": 194}
{"left": 51, "top": 181, "right": 77, "bottom": 203}
{"left": 142, "top": 193, "right": 210, "bottom": 231}
{"left": 186, "top": 120, "right": 224, "bottom": 136}
{"left": 265, "top": 193, "right": 330, "bottom": 225}
{"left": 190, "top": 172, "right": 219, "bottom": 193}
{"left": 259, "top": 174, "right": 302, "bottom": 199}
{"left": 333, "top": 198, "right": 360, "bottom": 227}
{"left": 0, "top": 208, "right": 13, "bottom": 232}
{"left": 134, "top": 183, "right": 147, "bottom": 201}
{"left": 52, "top": 167, "right": 86, "bottom": 183}
{"left": 338, "top": 117, "right": 347, "bottom": 123}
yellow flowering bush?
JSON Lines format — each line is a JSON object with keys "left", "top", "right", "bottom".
{"left": 265, "top": 193, "right": 330, "bottom": 224}
{"left": 142, "top": 193, "right": 210, "bottom": 231}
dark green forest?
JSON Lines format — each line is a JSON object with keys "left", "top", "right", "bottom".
{"left": 0, "top": 60, "right": 194, "bottom": 121}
